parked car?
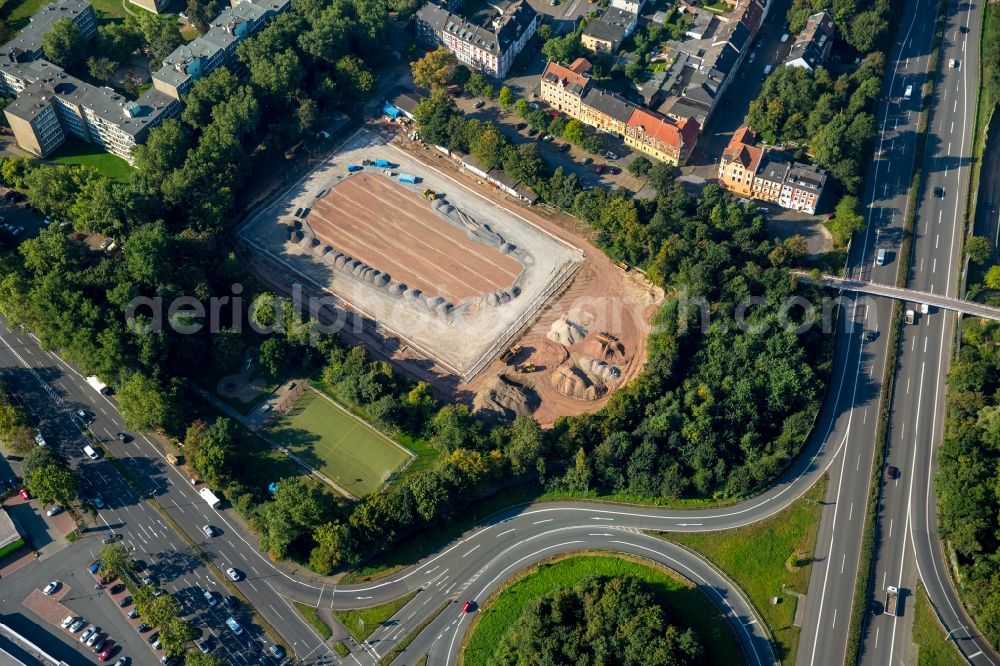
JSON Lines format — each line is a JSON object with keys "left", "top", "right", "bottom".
{"left": 127, "top": 609, "right": 139, "bottom": 619}
{"left": 76, "top": 409, "right": 91, "bottom": 423}
{"left": 102, "top": 533, "right": 121, "bottom": 544}
{"left": 114, "top": 658, "right": 129, "bottom": 666}
{"left": 204, "top": 590, "right": 218, "bottom": 607}
{"left": 604, "top": 151, "right": 618, "bottom": 160}
{"left": 594, "top": 164, "right": 605, "bottom": 174}
{"left": 87, "top": 630, "right": 102, "bottom": 647}
{"left": 529, "top": 102, "right": 539, "bottom": 110}
{"left": 92, "top": 637, "right": 107, "bottom": 652}
{"left": 582, "top": 157, "right": 593, "bottom": 166}
{"left": 119, "top": 596, "right": 133, "bottom": 608}
{"left": 98, "top": 573, "right": 116, "bottom": 586}
{"left": 474, "top": 100, "right": 485, "bottom": 109}
{"left": 61, "top": 615, "right": 75, "bottom": 629}
{"left": 197, "top": 639, "right": 211, "bottom": 654}
{"left": 540, "top": 134, "right": 553, "bottom": 142}
{"left": 46, "top": 504, "right": 62, "bottom": 516}
{"left": 92, "top": 496, "right": 106, "bottom": 509}
{"left": 527, "top": 128, "right": 539, "bottom": 137}
{"left": 70, "top": 619, "right": 85, "bottom": 633}
{"left": 141, "top": 576, "right": 154, "bottom": 586}
{"left": 515, "top": 122, "right": 527, "bottom": 130}
{"left": 18, "top": 488, "right": 30, "bottom": 500}
{"left": 42, "top": 581, "right": 60, "bottom": 595}
{"left": 80, "top": 627, "right": 97, "bottom": 643}
{"left": 558, "top": 143, "right": 571, "bottom": 152}
{"left": 225, "top": 596, "right": 239, "bottom": 611}
{"left": 147, "top": 631, "right": 160, "bottom": 645}
{"left": 226, "top": 617, "right": 244, "bottom": 635}
{"left": 98, "top": 644, "right": 116, "bottom": 662}
{"left": 268, "top": 645, "right": 286, "bottom": 660}
{"left": 136, "top": 624, "right": 149, "bottom": 633}
{"left": 110, "top": 583, "right": 126, "bottom": 594}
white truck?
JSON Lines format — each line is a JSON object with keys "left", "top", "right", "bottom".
{"left": 885, "top": 586, "right": 899, "bottom": 616}
{"left": 86, "top": 375, "right": 110, "bottom": 395}
{"left": 199, "top": 487, "right": 222, "bottom": 509}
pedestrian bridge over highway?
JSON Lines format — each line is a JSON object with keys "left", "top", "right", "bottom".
{"left": 804, "top": 274, "right": 1000, "bottom": 321}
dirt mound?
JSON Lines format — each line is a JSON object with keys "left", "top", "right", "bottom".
{"left": 549, "top": 364, "right": 602, "bottom": 401}
{"left": 576, "top": 336, "right": 626, "bottom": 362}
{"left": 473, "top": 374, "right": 537, "bottom": 421}
{"left": 576, "top": 356, "right": 621, "bottom": 383}
{"left": 546, "top": 317, "right": 588, "bottom": 346}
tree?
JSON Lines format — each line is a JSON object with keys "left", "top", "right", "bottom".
{"left": 498, "top": 85, "right": 515, "bottom": 109}
{"left": 506, "top": 416, "right": 544, "bottom": 475}
{"left": 0, "top": 395, "right": 33, "bottom": 456}
{"left": 984, "top": 265, "right": 1000, "bottom": 290}
{"left": 96, "top": 22, "right": 143, "bottom": 66}
{"left": 42, "top": 19, "right": 87, "bottom": 70}
{"left": 117, "top": 373, "right": 175, "bottom": 432}
{"left": 464, "top": 71, "right": 494, "bottom": 99}
{"left": 627, "top": 155, "right": 652, "bottom": 177}
{"left": 186, "top": 0, "right": 222, "bottom": 33}
{"left": 160, "top": 617, "right": 197, "bottom": 657}
{"left": 100, "top": 543, "right": 134, "bottom": 579}
{"left": 126, "top": 12, "right": 183, "bottom": 63}
{"left": 967, "top": 236, "right": 993, "bottom": 264}
{"left": 582, "top": 134, "right": 603, "bottom": 154}
{"left": 335, "top": 54, "right": 376, "bottom": 98}
{"left": 125, "top": 220, "right": 170, "bottom": 285}
{"left": 411, "top": 46, "right": 457, "bottom": 89}
{"left": 309, "top": 521, "right": 355, "bottom": 573}
{"left": 829, "top": 195, "right": 865, "bottom": 246}
{"left": 26, "top": 464, "right": 78, "bottom": 506}
{"left": 247, "top": 48, "right": 303, "bottom": 99}
{"left": 257, "top": 336, "right": 289, "bottom": 378}
{"left": 180, "top": 68, "right": 241, "bottom": 131}
{"left": 184, "top": 652, "right": 226, "bottom": 666}
{"left": 186, "top": 418, "right": 237, "bottom": 484}
{"left": 133, "top": 120, "right": 192, "bottom": 184}
{"left": 470, "top": 124, "right": 505, "bottom": 171}
{"left": 87, "top": 56, "right": 117, "bottom": 82}
{"left": 562, "top": 119, "right": 586, "bottom": 145}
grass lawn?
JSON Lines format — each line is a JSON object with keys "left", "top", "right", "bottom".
{"left": 313, "top": 378, "right": 440, "bottom": 482}
{"left": 88, "top": 0, "right": 127, "bottom": 19}
{"left": 667, "top": 475, "right": 827, "bottom": 663}
{"left": 293, "top": 602, "right": 333, "bottom": 640}
{"left": 702, "top": 0, "right": 730, "bottom": 13}
{"left": 334, "top": 590, "right": 419, "bottom": 641}
{"left": 912, "top": 583, "right": 966, "bottom": 666}
{"left": 463, "top": 554, "right": 742, "bottom": 666}
{"left": 268, "top": 389, "right": 411, "bottom": 497}
{"left": 0, "top": 0, "right": 48, "bottom": 29}
{"left": 49, "top": 140, "right": 133, "bottom": 181}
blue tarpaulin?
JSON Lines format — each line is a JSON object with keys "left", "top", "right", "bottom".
{"left": 383, "top": 103, "right": 401, "bottom": 119}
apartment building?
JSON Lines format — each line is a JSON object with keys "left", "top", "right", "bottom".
{"left": 152, "top": 0, "right": 291, "bottom": 99}
{"left": 539, "top": 58, "right": 698, "bottom": 166}
{"left": 717, "top": 127, "right": 827, "bottom": 214}
{"left": 784, "top": 10, "right": 835, "bottom": 71}
{"left": 414, "top": 0, "right": 539, "bottom": 78}
{"left": 624, "top": 108, "right": 699, "bottom": 165}
{"left": 1, "top": 0, "right": 179, "bottom": 163}
{"left": 539, "top": 58, "right": 591, "bottom": 117}
{"left": 611, "top": 0, "right": 645, "bottom": 14}
{"left": 581, "top": 6, "right": 637, "bottom": 53}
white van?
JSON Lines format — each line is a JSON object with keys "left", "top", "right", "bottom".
{"left": 83, "top": 445, "right": 100, "bottom": 460}
{"left": 876, "top": 248, "right": 887, "bottom": 266}
{"left": 903, "top": 84, "right": 913, "bottom": 100}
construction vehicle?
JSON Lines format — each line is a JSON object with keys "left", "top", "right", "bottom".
{"left": 885, "top": 586, "right": 899, "bottom": 616}
{"left": 515, "top": 363, "right": 536, "bottom": 373}
{"left": 905, "top": 309, "right": 915, "bottom": 324}
{"left": 595, "top": 332, "right": 618, "bottom": 344}
{"left": 499, "top": 344, "right": 522, "bottom": 363}
{"left": 615, "top": 260, "right": 630, "bottom": 272}
{"left": 421, "top": 189, "right": 438, "bottom": 201}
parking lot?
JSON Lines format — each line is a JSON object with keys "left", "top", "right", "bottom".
{"left": 1, "top": 192, "right": 48, "bottom": 247}
{"left": 452, "top": 95, "right": 648, "bottom": 193}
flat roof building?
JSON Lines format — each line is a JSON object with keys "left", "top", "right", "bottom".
{"left": 0, "top": 0, "right": 180, "bottom": 163}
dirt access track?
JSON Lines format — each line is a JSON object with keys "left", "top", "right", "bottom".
{"left": 240, "top": 125, "right": 662, "bottom": 424}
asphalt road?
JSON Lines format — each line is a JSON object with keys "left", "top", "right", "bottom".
{"left": 0, "top": 321, "right": 334, "bottom": 665}
{"left": 864, "top": 0, "right": 1000, "bottom": 662}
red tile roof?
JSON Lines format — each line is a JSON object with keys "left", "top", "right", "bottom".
{"left": 627, "top": 107, "right": 688, "bottom": 151}
{"left": 542, "top": 59, "right": 592, "bottom": 92}
{"left": 722, "top": 126, "right": 763, "bottom": 170}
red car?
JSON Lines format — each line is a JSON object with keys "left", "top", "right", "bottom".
{"left": 97, "top": 642, "right": 115, "bottom": 662}
{"left": 594, "top": 164, "right": 605, "bottom": 174}
{"left": 18, "top": 488, "right": 30, "bottom": 500}
{"left": 461, "top": 600, "right": 474, "bottom": 613}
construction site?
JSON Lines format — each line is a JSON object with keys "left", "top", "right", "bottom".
{"left": 239, "top": 128, "right": 663, "bottom": 425}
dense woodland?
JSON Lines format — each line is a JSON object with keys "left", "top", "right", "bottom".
{"left": 936, "top": 319, "right": 1000, "bottom": 647}
{"left": 492, "top": 576, "right": 704, "bottom": 666}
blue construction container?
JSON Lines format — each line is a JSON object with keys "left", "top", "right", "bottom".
{"left": 346, "top": 165, "right": 363, "bottom": 172}
{"left": 397, "top": 173, "right": 418, "bottom": 184}
{"left": 374, "top": 159, "right": 392, "bottom": 168}
{"left": 383, "top": 103, "right": 401, "bottom": 119}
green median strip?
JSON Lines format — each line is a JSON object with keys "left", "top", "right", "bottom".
{"left": 292, "top": 601, "right": 333, "bottom": 640}
{"left": 333, "top": 641, "right": 349, "bottom": 657}
{"left": 334, "top": 590, "right": 420, "bottom": 642}
{"left": 377, "top": 601, "right": 449, "bottom": 666}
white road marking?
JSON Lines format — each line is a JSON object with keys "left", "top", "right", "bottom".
{"left": 462, "top": 545, "right": 480, "bottom": 558}
{"left": 532, "top": 519, "right": 553, "bottom": 524}
{"left": 849, "top": 503, "right": 854, "bottom": 521}
{"left": 496, "top": 529, "right": 515, "bottom": 537}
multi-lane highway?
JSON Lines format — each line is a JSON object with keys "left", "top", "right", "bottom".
{"left": 864, "top": 0, "right": 1000, "bottom": 662}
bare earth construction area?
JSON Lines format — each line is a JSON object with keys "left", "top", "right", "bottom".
{"left": 239, "top": 128, "right": 662, "bottom": 424}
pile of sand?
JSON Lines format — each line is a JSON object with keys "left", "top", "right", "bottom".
{"left": 577, "top": 336, "right": 626, "bottom": 362}
{"left": 546, "top": 317, "right": 588, "bottom": 346}
{"left": 549, "top": 365, "right": 600, "bottom": 401}
{"left": 473, "top": 374, "right": 537, "bottom": 421}
{"left": 577, "top": 356, "right": 621, "bottom": 383}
